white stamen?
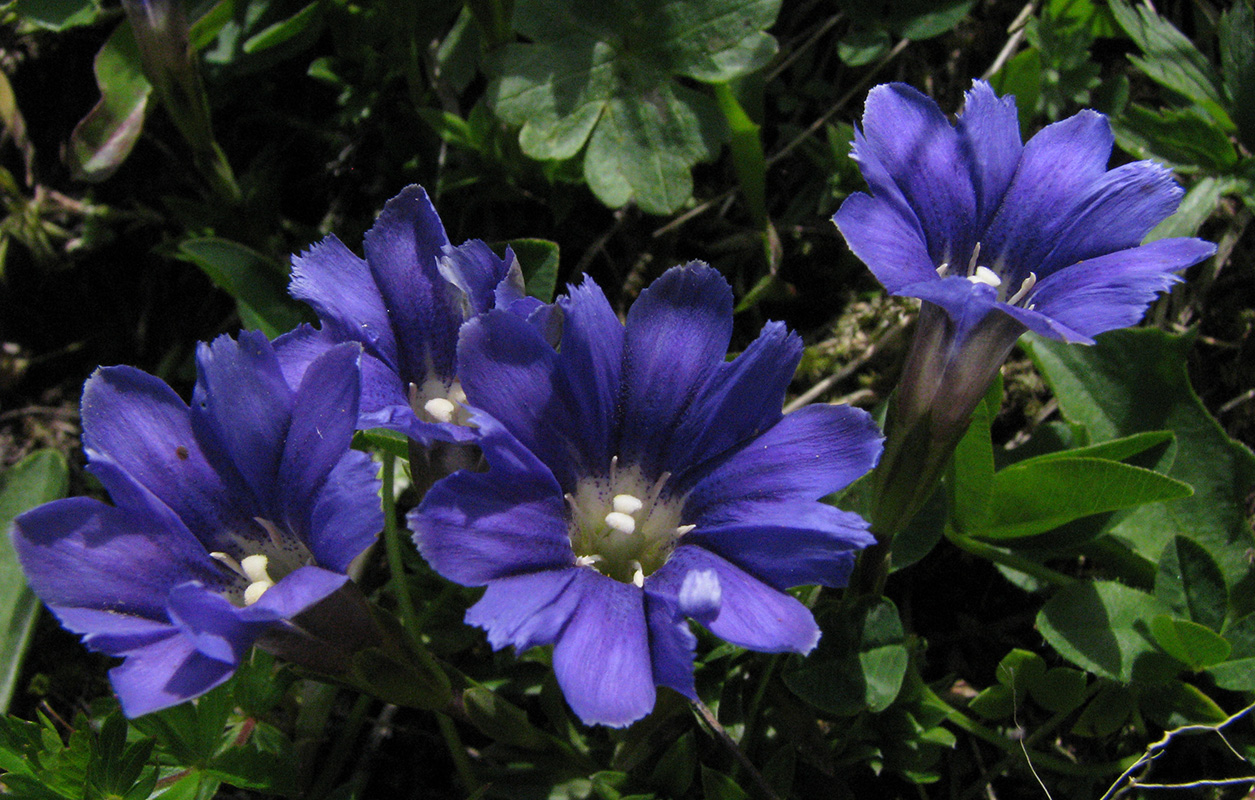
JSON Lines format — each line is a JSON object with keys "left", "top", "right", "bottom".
{"left": 936, "top": 263, "right": 949, "bottom": 277}
{"left": 604, "top": 511, "right": 636, "bottom": 535}
{"left": 676, "top": 524, "right": 696, "bottom": 536}
{"left": 631, "top": 561, "right": 645, "bottom": 588}
{"left": 1007, "top": 272, "right": 1038, "bottom": 305}
{"left": 244, "top": 581, "right": 272, "bottom": 605}
{"left": 424, "top": 397, "right": 457, "bottom": 424}
{"left": 968, "top": 266, "right": 1002, "bottom": 287}
{"left": 209, "top": 551, "right": 244, "bottom": 577}
{"left": 407, "top": 382, "right": 420, "bottom": 406}
{"left": 240, "top": 554, "right": 273, "bottom": 585}
{"left": 253, "top": 517, "right": 284, "bottom": 550}
{"left": 575, "top": 554, "right": 603, "bottom": 568}
{"left": 968, "top": 242, "right": 983, "bottom": 274}
{"left": 612, "top": 494, "right": 644, "bottom": 515}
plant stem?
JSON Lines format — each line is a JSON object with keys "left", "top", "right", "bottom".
{"left": 945, "top": 527, "right": 1077, "bottom": 588}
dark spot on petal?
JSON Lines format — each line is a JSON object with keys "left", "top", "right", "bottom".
{"left": 175, "top": 446, "right": 189, "bottom": 460}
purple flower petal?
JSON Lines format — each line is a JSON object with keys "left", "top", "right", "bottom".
{"left": 686, "top": 404, "right": 883, "bottom": 522}
{"left": 245, "top": 565, "right": 351, "bottom": 619}
{"left": 290, "top": 234, "right": 398, "bottom": 368}
{"left": 619, "top": 263, "right": 733, "bottom": 477}
{"left": 858, "top": 83, "right": 978, "bottom": 266}
{"left": 464, "top": 568, "right": 583, "bottom": 651}
{"left": 191, "top": 332, "right": 294, "bottom": 515}
{"left": 167, "top": 583, "right": 267, "bottom": 664}
{"left": 1026, "top": 238, "right": 1214, "bottom": 339}
{"left": 643, "top": 591, "right": 698, "bottom": 699}
{"left": 552, "top": 573, "right": 654, "bottom": 727}
{"left": 666, "top": 321, "right": 801, "bottom": 488}
{"left": 438, "top": 240, "right": 514, "bottom": 316}
{"left": 79, "top": 366, "right": 246, "bottom": 542}
{"left": 362, "top": 185, "right": 459, "bottom": 384}
{"left": 108, "top": 634, "right": 235, "bottom": 718}
{"left": 685, "top": 502, "right": 873, "bottom": 590}
{"left": 53, "top": 609, "right": 173, "bottom": 654}
{"left": 832, "top": 192, "right": 935, "bottom": 291}
{"left": 982, "top": 110, "right": 1114, "bottom": 280}
{"left": 649, "top": 547, "right": 820, "bottom": 653}
{"left": 306, "top": 450, "right": 383, "bottom": 571}
{"left": 554, "top": 276, "right": 625, "bottom": 477}
{"left": 955, "top": 81, "right": 1022, "bottom": 232}
{"left": 277, "top": 343, "right": 362, "bottom": 533}
{"left": 411, "top": 415, "right": 573, "bottom": 584}
{"left": 12, "top": 497, "right": 218, "bottom": 620}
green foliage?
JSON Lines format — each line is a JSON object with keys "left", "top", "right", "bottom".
{"left": 487, "top": 0, "right": 780, "bottom": 214}
{"left": 65, "top": 22, "right": 152, "bottom": 183}
{"left": 177, "top": 237, "right": 307, "bottom": 338}
{"left": 0, "top": 451, "right": 68, "bottom": 714}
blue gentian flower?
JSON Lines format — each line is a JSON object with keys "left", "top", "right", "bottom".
{"left": 12, "top": 332, "right": 382, "bottom": 717}
{"left": 834, "top": 80, "right": 1215, "bottom": 350}
{"left": 283, "top": 185, "right": 542, "bottom": 444}
{"left": 831, "top": 80, "right": 1216, "bottom": 547}
{"left": 410, "top": 264, "right": 882, "bottom": 727}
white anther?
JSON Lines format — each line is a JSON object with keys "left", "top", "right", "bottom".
{"left": 676, "top": 524, "right": 696, "bottom": 536}
{"left": 631, "top": 561, "right": 645, "bottom": 588}
{"left": 240, "top": 554, "right": 273, "bottom": 585}
{"left": 575, "top": 554, "right": 603, "bottom": 568}
{"left": 1007, "top": 272, "right": 1038, "bottom": 305}
{"left": 968, "top": 266, "right": 1002, "bottom": 287}
{"left": 612, "top": 494, "right": 644, "bottom": 515}
{"left": 936, "top": 263, "right": 949, "bottom": 277}
{"left": 604, "top": 511, "right": 636, "bottom": 535}
{"left": 243, "top": 581, "right": 272, "bottom": 605}
{"left": 424, "top": 397, "right": 457, "bottom": 424}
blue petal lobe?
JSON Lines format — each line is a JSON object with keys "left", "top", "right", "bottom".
{"left": 555, "top": 276, "right": 625, "bottom": 477}
{"left": 464, "top": 568, "right": 582, "bottom": 652}
{"left": 192, "top": 332, "right": 293, "bottom": 516}
{"left": 438, "top": 239, "right": 512, "bottom": 316}
{"left": 833, "top": 191, "right": 935, "bottom": 291}
{"left": 411, "top": 415, "right": 573, "bottom": 585}
{"left": 552, "top": 572, "right": 655, "bottom": 727}
{"left": 686, "top": 502, "right": 873, "bottom": 590}
{"left": 858, "top": 83, "right": 978, "bottom": 267}
{"left": 277, "top": 343, "right": 362, "bottom": 535}
{"left": 619, "top": 263, "right": 732, "bottom": 477}
{"left": 362, "top": 185, "right": 458, "bottom": 383}
{"left": 290, "top": 234, "right": 398, "bottom": 368}
{"left": 643, "top": 591, "right": 698, "bottom": 699}
{"left": 167, "top": 583, "right": 266, "bottom": 664}
{"left": 651, "top": 547, "right": 820, "bottom": 653}
{"left": 109, "top": 634, "right": 235, "bottom": 718}
{"left": 1023, "top": 238, "right": 1215, "bottom": 339}
{"left": 686, "top": 404, "right": 883, "bottom": 523}
{"left": 80, "top": 366, "right": 245, "bottom": 543}
{"left": 307, "top": 450, "right": 383, "bottom": 571}
{"left": 956, "top": 81, "right": 1022, "bottom": 232}
{"left": 246, "top": 566, "right": 351, "bottom": 619}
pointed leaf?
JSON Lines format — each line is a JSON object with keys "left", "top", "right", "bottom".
{"left": 1037, "top": 581, "right": 1179, "bottom": 683}
{"left": 66, "top": 22, "right": 152, "bottom": 182}
{"left": 1150, "top": 615, "right": 1231, "bottom": 669}
{"left": 1155, "top": 536, "right": 1228, "bottom": 631}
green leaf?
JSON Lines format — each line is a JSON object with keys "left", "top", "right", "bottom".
{"left": 1037, "top": 580, "right": 1179, "bottom": 683}
{"left": 0, "top": 450, "right": 68, "bottom": 714}
{"left": 948, "top": 375, "right": 999, "bottom": 534}
{"left": 66, "top": 22, "right": 152, "bottom": 183}
{"left": 783, "top": 597, "right": 908, "bottom": 715}
{"left": 352, "top": 429, "right": 410, "bottom": 461}
{"left": 1071, "top": 682, "right": 1133, "bottom": 737}
{"left": 177, "top": 237, "right": 306, "bottom": 338}
{"left": 462, "top": 686, "right": 550, "bottom": 750}
{"left": 12, "top": 0, "right": 100, "bottom": 31}
{"left": 242, "top": 2, "right": 322, "bottom": 54}
{"left": 1112, "top": 104, "right": 1238, "bottom": 172}
{"left": 968, "top": 685, "right": 1013, "bottom": 720}
{"left": 1140, "top": 679, "right": 1227, "bottom": 727}
{"left": 1030, "top": 667, "right": 1088, "bottom": 713}
{"left": 488, "top": 0, "right": 779, "bottom": 213}
{"left": 895, "top": 0, "right": 976, "bottom": 40}
{"left": 837, "top": 28, "right": 891, "bottom": 67}
{"left": 973, "top": 457, "right": 1192, "bottom": 541}
{"left": 1146, "top": 176, "right": 1226, "bottom": 241}
{"left": 497, "top": 238, "right": 559, "bottom": 302}
{"left": 994, "top": 649, "right": 1046, "bottom": 692}
{"left": 1024, "top": 330, "right": 1255, "bottom": 604}
{"left": 1155, "top": 536, "right": 1228, "bottom": 631}
{"left": 1150, "top": 615, "right": 1231, "bottom": 669}
{"left": 700, "top": 765, "right": 749, "bottom": 800}
{"left": 1219, "top": 0, "right": 1255, "bottom": 152}
{"left": 1106, "top": 0, "right": 1232, "bottom": 128}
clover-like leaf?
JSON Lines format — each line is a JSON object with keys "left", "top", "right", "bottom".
{"left": 489, "top": 0, "right": 780, "bottom": 214}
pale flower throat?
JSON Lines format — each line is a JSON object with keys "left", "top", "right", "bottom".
{"left": 566, "top": 457, "right": 694, "bottom": 586}
{"left": 935, "top": 242, "right": 1038, "bottom": 309}
{"left": 409, "top": 377, "right": 470, "bottom": 426}
{"left": 209, "top": 517, "right": 315, "bottom": 606}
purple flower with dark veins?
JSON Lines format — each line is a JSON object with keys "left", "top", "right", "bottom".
{"left": 284, "top": 185, "right": 543, "bottom": 444}
{"left": 410, "top": 264, "right": 882, "bottom": 727}
{"left": 11, "top": 332, "right": 382, "bottom": 717}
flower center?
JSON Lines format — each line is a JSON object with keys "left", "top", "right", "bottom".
{"left": 409, "top": 377, "right": 470, "bottom": 426}
{"left": 209, "top": 517, "right": 314, "bottom": 606}
{"left": 566, "top": 458, "right": 693, "bottom": 586}
{"left": 935, "top": 243, "right": 1038, "bottom": 309}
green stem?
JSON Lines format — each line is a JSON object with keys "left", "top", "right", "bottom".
{"left": 712, "top": 82, "right": 768, "bottom": 229}
{"left": 437, "top": 711, "right": 480, "bottom": 794}
{"left": 944, "top": 706, "right": 1121, "bottom": 777}
{"left": 381, "top": 452, "right": 421, "bottom": 636}
{"left": 945, "top": 526, "right": 1077, "bottom": 588}
{"left": 307, "top": 693, "right": 373, "bottom": 800}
